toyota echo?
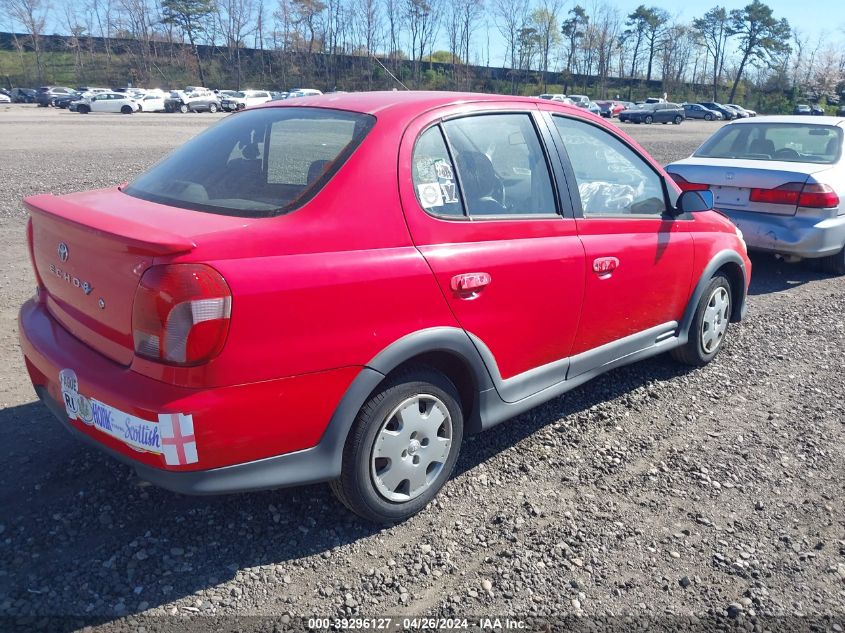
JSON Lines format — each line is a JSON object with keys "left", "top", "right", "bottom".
{"left": 19, "top": 92, "right": 751, "bottom": 523}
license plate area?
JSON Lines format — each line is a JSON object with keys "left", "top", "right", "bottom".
{"left": 712, "top": 186, "right": 750, "bottom": 207}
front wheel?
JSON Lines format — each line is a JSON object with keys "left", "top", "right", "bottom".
{"left": 330, "top": 367, "right": 464, "bottom": 524}
{"left": 672, "top": 275, "right": 732, "bottom": 366}
{"left": 644, "top": 115, "right": 653, "bottom": 124}
{"left": 120, "top": 105, "right": 133, "bottom": 114}
{"left": 77, "top": 105, "right": 90, "bottom": 114}
{"left": 208, "top": 103, "right": 218, "bottom": 113}
{"left": 673, "top": 115, "right": 683, "bottom": 125}
{"left": 179, "top": 103, "right": 189, "bottom": 113}
{"left": 705, "top": 113, "right": 713, "bottom": 121}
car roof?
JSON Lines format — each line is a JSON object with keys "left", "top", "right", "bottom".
{"left": 257, "top": 90, "right": 579, "bottom": 117}
{"left": 728, "top": 115, "right": 845, "bottom": 126}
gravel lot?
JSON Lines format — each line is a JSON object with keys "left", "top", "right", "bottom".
{"left": 0, "top": 105, "right": 843, "bottom": 632}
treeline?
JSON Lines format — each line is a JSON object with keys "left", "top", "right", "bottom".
{"left": 1, "top": 0, "right": 844, "bottom": 110}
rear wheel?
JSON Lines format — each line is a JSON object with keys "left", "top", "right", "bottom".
{"left": 704, "top": 113, "right": 713, "bottom": 121}
{"left": 673, "top": 115, "right": 683, "bottom": 125}
{"left": 672, "top": 275, "right": 732, "bottom": 366}
{"left": 330, "top": 367, "right": 464, "bottom": 524}
{"left": 120, "top": 105, "right": 133, "bottom": 114}
{"left": 819, "top": 246, "right": 845, "bottom": 275}
{"left": 208, "top": 103, "right": 218, "bottom": 113}
{"left": 179, "top": 103, "right": 189, "bottom": 113}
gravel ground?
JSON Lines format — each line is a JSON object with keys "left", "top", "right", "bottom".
{"left": 0, "top": 105, "right": 843, "bottom": 632}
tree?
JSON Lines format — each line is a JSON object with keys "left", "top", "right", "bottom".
{"left": 1, "top": 0, "right": 49, "bottom": 81}
{"left": 693, "top": 6, "right": 732, "bottom": 101}
{"left": 727, "top": 0, "right": 791, "bottom": 103}
{"left": 561, "top": 4, "right": 587, "bottom": 73}
{"left": 529, "top": 0, "right": 561, "bottom": 92}
{"left": 623, "top": 5, "right": 667, "bottom": 81}
{"left": 161, "top": 0, "right": 215, "bottom": 86}
{"left": 492, "top": 0, "right": 529, "bottom": 92}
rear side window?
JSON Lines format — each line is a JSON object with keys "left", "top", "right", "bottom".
{"left": 125, "top": 107, "right": 375, "bottom": 217}
{"left": 411, "top": 126, "right": 465, "bottom": 217}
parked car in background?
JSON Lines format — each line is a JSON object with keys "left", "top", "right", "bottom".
{"left": 54, "top": 91, "right": 84, "bottom": 109}
{"left": 811, "top": 105, "right": 826, "bottom": 116}
{"left": 287, "top": 88, "right": 323, "bottom": 98}
{"left": 793, "top": 104, "right": 812, "bottom": 115}
{"left": 724, "top": 104, "right": 750, "bottom": 118}
{"left": 682, "top": 103, "right": 723, "bottom": 121}
{"left": 595, "top": 100, "right": 625, "bottom": 118}
{"left": 138, "top": 94, "right": 167, "bottom": 112}
{"left": 726, "top": 104, "right": 756, "bottom": 117}
{"left": 19, "top": 91, "right": 749, "bottom": 524}
{"left": 584, "top": 101, "right": 602, "bottom": 116}
{"left": 36, "top": 86, "right": 75, "bottom": 107}
{"left": 644, "top": 97, "right": 666, "bottom": 104}
{"left": 698, "top": 102, "right": 737, "bottom": 120}
{"left": 566, "top": 94, "right": 590, "bottom": 107}
{"left": 75, "top": 92, "right": 141, "bottom": 114}
{"left": 165, "top": 89, "right": 220, "bottom": 113}
{"left": 838, "top": 106, "right": 845, "bottom": 117}
{"left": 9, "top": 88, "right": 37, "bottom": 103}
{"left": 0, "top": 92, "right": 11, "bottom": 104}
{"left": 221, "top": 90, "right": 273, "bottom": 111}
{"left": 538, "top": 93, "right": 569, "bottom": 103}
{"left": 619, "top": 102, "right": 685, "bottom": 124}
{"left": 271, "top": 91, "right": 289, "bottom": 101}
{"left": 667, "top": 116, "right": 845, "bottom": 274}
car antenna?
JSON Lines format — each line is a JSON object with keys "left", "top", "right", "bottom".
{"left": 370, "top": 53, "right": 409, "bottom": 90}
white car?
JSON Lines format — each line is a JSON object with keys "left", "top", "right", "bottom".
{"left": 138, "top": 94, "right": 166, "bottom": 112}
{"left": 286, "top": 88, "right": 323, "bottom": 99}
{"left": 537, "top": 93, "right": 574, "bottom": 105}
{"left": 667, "top": 116, "right": 845, "bottom": 274}
{"left": 0, "top": 93, "right": 11, "bottom": 103}
{"left": 76, "top": 92, "right": 141, "bottom": 114}
{"left": 220, "top": 90, "right": 273, "bottom": 112}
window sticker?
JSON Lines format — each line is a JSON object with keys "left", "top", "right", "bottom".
{"left": 417, "top": 183, "right": 444, "bottom": 208}
{"left": 440, "top": 182, "right": 459, "bottom": 204}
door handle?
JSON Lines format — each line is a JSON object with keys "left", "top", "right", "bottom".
{"left": 593, "top": 257, "right": 619, "bottom": 277}
{"left": 451, "top": 272, "right": 491, "bottom": 297}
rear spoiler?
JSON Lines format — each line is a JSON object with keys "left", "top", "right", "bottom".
{"left": 24, "top": 194, "right": 196, "bottom": 256}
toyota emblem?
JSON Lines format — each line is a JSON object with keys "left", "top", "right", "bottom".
{"left": 57, "top": 242, "right": 69, "bottom": 262}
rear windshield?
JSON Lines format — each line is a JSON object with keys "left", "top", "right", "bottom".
{"left": 125, "top": 107, "right": 374, "bottom": 217}
{"left": 695, "top": 122, "right": 842, "bottom": 164}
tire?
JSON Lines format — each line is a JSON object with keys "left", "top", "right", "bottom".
{"left": 705, "top": 113, "right": 713, "bottom": 121}
{"left": 179, "top": 103, "right": 189, "bottom": 113}
{"left": 120, "top": 105, "right": 133, "bottom": 114}
{"left": 330, "top": 367, "right": 464, "bottom": 524}
{"left": 50, "top": 97, "right": 58, "bottom": 107}
{"left": 673, "top": 115, "right": 683, "bottom": 125}
{"left": 819, "top": 246, "right": 845, "bottom": 275}
{"left": 208, "top": 103, "right": 218, "bottom": 113}
{"left": 77, "top": 105, "right": 89, "bottom": 114}
{"left": 671, "top": 275, "right": 732, "bottom": 367}
{"left": 644, "top": 115, "right": 653, "bottom": 124}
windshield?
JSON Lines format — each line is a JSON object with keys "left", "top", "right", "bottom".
{"left": 124, "top": 107, "right": 375, "bottom": 217}
{"left": 695, "top": 122, "right": 842, "bottom": 164}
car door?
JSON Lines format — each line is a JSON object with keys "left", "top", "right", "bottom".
{"left": 545, "top": 113, "right": 694, "bottom": 363}
{"left": 398, "top": 104, "right": 586, "bottom": 401}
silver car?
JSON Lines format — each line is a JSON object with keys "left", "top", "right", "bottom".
{"left": 666, "top": 116, "right": 845, "bottom": 273}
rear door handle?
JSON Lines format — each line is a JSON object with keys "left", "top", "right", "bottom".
{"left": 593, "top": 257, "right": 619, "bottom": 277}
{"left": 451, "top": 272, "right": 491, "bottom": 297}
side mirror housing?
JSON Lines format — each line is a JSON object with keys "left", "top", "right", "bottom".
{"left": 676, "top": 189, "right": 714, "bottom": 214}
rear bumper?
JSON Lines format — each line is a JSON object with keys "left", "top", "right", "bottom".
{"left": 19, "top": 298, "right": 364, "bottom": 493}
{"left": 719, "top": 209, "right": 845, "bottom": 258}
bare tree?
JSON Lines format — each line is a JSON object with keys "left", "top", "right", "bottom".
{"left": 492, "top": 0, "right": 528, "bottom": 92}
{"left": 2, "top": 0, "right": 50, "bottom": 82}
{"left": 529, "top": 0, "right": 561, "bottom": 92}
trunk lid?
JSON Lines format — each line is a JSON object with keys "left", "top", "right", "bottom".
{"left": 667, "top": 158, "right": 833, "bottom": 216}
{"left": 25, "top": 188, "right": 241, "bottom": 366}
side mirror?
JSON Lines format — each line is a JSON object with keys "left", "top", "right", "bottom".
{"left": 676, "top": 189, "right": 713, "bottom": 214}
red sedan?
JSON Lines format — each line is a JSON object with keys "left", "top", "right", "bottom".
{"left": 19, "top": 92, "right": 750, "bottom": 523}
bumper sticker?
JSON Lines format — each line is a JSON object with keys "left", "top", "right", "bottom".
{"left": 59, "top": 368, "right": 198, "bottom": 466}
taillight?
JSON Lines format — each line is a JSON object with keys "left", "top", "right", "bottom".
{"left": 750, "top": 182, "right": 839, "bottom": 208}
{"left": 668, "top": 173, "right": 709, "bottom": 192}
{"left": 132, "top": 264, "right": 232, "bottom": 366}
{"left": 797, "top": 183, "right": 839, "bottom": 208}
{"left": 26, "top": 217, "right": 45, "bottom": 297}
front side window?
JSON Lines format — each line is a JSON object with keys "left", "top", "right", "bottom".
{"left": 442, "top": 113, "right": 557, "bottom": 216}
{"left": 125, "top": 107, "right": 374, "bottom": 217}
{"left": 553, "top": 116, "right": 666, "bottom": 217}
{"left": 695, "top": 122, "right": 842, "bottom": 164}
